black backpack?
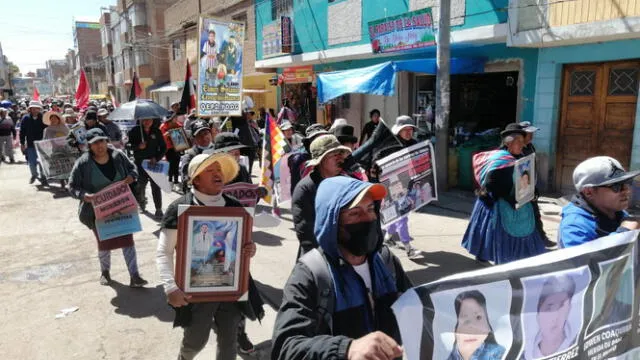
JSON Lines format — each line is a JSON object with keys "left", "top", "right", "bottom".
{"left": 298, "top": 246, "right": 398, "bottom": 334}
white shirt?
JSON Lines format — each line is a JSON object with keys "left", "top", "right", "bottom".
{"left": 352, "top": 260, "right": 372, "bottom": 291}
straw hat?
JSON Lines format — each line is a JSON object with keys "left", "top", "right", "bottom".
{"left": 188, "top": 152, "right": 239, "bottom": 185}
{"left": 43, "top": 111, "right": 63, "bottom": 126}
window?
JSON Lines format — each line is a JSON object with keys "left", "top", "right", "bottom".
{"left": 271, "top": 0, "right": 293, "bottom": 21}
{"left": 609, "top": 68, "right": 639, "bottom": 96}
{"left": 232, "top": 13, "right": 249, "bottom": 41}
{"left": 128, "top": 3, "right": 147, "bottom": 27}
{"left": 570, "top": 71, "right": 596, "bottom": 96}
{"left": 134, "top": 50, "right": 149, "bottom": 66}
{"left": 101, "top": 26, "right": 111, "bottom": 47}
{"left": 172, "top": 39, "right": 183, "bottom": 61}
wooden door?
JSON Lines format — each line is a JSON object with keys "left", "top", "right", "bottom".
{"left": 556, "top": 61, "right": 640, "bottom": 193}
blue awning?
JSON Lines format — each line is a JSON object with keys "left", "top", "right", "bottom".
{"left": 317, "top": 57, "right": 485, "bottom": 103}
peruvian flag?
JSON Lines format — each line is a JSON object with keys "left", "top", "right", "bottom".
{"left": 129, "top": 72, "right": 142, "bottom": 101}
{"left": 75, "top": 70, "right": 90, "bottom": 109}
{"left": 32, "top": 87, "right": 40, "bottom": 101}
{"left": 179, "top": 61, "right": 196, "bottom": 115}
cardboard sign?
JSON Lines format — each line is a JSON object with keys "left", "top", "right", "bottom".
{"left": 95, "top": 210, "right": 142, "bottom": 241}
{"left": 92, "top": 181, "right": 139, "bottom": 220}
{"left": 142, "top": 160, "right": 172, "bottom": 193}
{"left": 223, "top": 182, "right": 259, "bottom": 207}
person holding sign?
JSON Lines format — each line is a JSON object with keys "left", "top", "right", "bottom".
{"left": 68, "top": 128, "right": 148, "bottom": 287}
{"left": 157, "top": 152, "right": 264, "bottom": 359}
{"left": 462, "top": 124, "right": 546, "bottom": 264}
{"left": 559, "top": 156, "right": 640, "bottom": 248}
{"left": 128, "top": 117, "right": 167, "bottom": 218}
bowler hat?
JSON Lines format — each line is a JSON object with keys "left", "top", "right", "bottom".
{"left": 213, "top": 132, "right": 247, "bottom": 152}
{"left": 332, "top": 124, "right": 358, "bottom": 144}
{"left": 500, "top": 123, "right": 527, "bottom": 138}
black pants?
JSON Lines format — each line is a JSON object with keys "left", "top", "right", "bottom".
{"left": 166, "top": 148, "right": 181, "bottom": 184}
{"left": 135, "top": 159, "right": 162, "bottom": 211}
{"left": 241, "top": 147, "right": 256, "bottom": 174}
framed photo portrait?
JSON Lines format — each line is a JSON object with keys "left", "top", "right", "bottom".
{"left": 169, "top": 128, "right": 191, "bottom": 152}
{"left": 176, "top": 206, "right": 253, "bottom": 302}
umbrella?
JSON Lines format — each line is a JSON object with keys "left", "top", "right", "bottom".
{"left": 0, "top": 100, "right": 12, "bottom": 108}
{"left": 107, "top": 99, "right": 169, "bottom": 121}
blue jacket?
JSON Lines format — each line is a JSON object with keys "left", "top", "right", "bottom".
{"left": 559, "top": 195, "right": 627, "bottom": 248}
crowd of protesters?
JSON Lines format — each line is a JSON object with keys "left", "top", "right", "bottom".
{"left": 3, "top": 94, "right": 638, "bottom": 360}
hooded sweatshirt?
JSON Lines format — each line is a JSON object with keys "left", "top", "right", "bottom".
{"left": 559, "top": 194, "right": 628, "bottom": 248}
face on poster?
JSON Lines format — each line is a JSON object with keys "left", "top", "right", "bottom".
{"left": 514, "top": 154, "right": 535, "bottom": 207}
{"left": 518, "top": 266, "right": 591, "bottom": 360}
{"left": 186, "top": 216, "right": 243, "bottom": 292}
{"left": 430, "top": 281, "right": 512, "bottom": 360}
{"left": 198, "top": 17, "right": 245, "bottom": 117}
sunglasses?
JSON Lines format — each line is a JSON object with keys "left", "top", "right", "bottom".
{"left": 600, "top": 179, "right": 633, "bottom": 193}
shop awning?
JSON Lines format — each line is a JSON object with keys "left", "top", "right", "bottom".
{"left": 316, "top": 57, "right": 485, "bottom": 103}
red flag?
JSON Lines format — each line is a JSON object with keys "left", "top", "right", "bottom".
{"left": 32, "top": 87, "right": 40, "bottom": 101}
{"left": 75, "top": 70, "right": 90, "bottom": 109}
{"left": 179, "top": 62, "right": 196, "bottom": 115}
{"left": 129, "top": 72, "right": 142, "bottom": 101}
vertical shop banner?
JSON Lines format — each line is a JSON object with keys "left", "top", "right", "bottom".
{"left": 368, "top": 8, "right": 435, "bottom": 54}
{"left": 142, "top": 160, "right": 172, "bottom": 193}
{"left": 222, "top": 183, "right": 259, "bottom": 207}
{"left": 376, "top": 141, "right": 438, "bottom": 227}
{"left": 515, "top": 154, "right": 536, "bottom": 208}
{"left": 197, "top": 17, "right": 245, "bottom": 117}
{"left": 34, "top": 137, "right": 80, "bottom": 180}
{"left": 393, "top": 231, "right": 640, "bottom": 360}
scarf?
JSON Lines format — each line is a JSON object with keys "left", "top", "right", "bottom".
{"left": 473, "top": 149, "right": 516, "bottom": 187}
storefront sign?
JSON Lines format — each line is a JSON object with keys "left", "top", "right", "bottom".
{"left": 368, "top": 8, "right": 435, "bottom": 54}
{"left": 282, "top": 66, "right": 314, "bottom": 84}
{"left": 197, "top": 17, "right": 245, "bottom": 116}
{"left": 262, "top": 16, "right": 293, "bottom": 58}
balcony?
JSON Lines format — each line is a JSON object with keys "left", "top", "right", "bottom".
{"left": 508, "top": 0, "right": 640, "bottom": 47}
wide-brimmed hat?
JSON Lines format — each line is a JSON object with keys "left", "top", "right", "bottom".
{"left": 519, "top": 121, "right": 539, "bottom": 133}
{"left": 307, "top": 135, "right": 352, "bottom": 166}
{"left": 86, "top": 128, "right": 110, "bottom": 144}
{"left": 188, "top": 152, "right": 239, "bottom": 185}
{"left": 97, "top": 108, "right": 109, "bottom": 117}
{"left": 391, "top": 115, "right": 417, "bottom": 135}
{"left": 329, "top": 118, "right": 348, "bottom": 130}
{"left": 43, "top": 111, "right": 63, "bottom": 126}
{"left": 573, "top": 156, "right": 640, "bottom": 192}
{"left": 332, "top": 124, "right": 358, "bottom": 144}
{"left": 280, "top": 120, "right": 293, "bottom": 131}
{"left": 500, "top": 123, "right": 527, "bottom": 138}
{"left": 305, "top": 124, "right": 329, "bottom": 139}
{"left": 28, "top": 100, "right": 43, "bottom": 110}
{"left": 213, "top": 132, "right": 248, "bottom": 153}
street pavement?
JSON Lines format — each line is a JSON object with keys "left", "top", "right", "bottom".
{"left": 0, "top": 156, "right": 562, "bottom": 359}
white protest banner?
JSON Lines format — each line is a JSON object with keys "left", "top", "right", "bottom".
{"left": 95, "top": 210, "right": 142, "bottom": 241}
{"left": 92, "top": 180, "right": 139, "bottom": 220}
{"left": 376, "top": 140, "right": 437, "bottom": 227}
{"left": 197, "top": 17, "right": 245, "bottom": 116}
{"left": 223, "top": 182, "right": 259, "bottom": 207}
{"left": 393, "top": 231, "right": 640, "bottom": 360}
{"left": 34, "top": 137, "right": 80, "bottom": 180}
{"left": 515, "top": 153, "right": 536, "bottom": 209}
{"left": 275, "top": 153, "right": 292, "bottom": 206}
{"left": 142, "top": 160, "right": 172, "bottom": 193}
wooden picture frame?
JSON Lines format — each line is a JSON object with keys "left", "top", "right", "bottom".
{"left": 169, "top": 128, "right": 191, "bottom": 152}
{"left": 176, "top": 206, "right": 252, "bottom": 302}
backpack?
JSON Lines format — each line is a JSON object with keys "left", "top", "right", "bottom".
{"left": 299, "top": 246, "right": 398, "bottom": 334}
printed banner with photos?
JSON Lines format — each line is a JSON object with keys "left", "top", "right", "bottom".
{"left": 392, "top": 231, "right": 640, "bottom": 360}
{"left": 197, "top": 17, "right": 245, "bottom": 116}
{"left": 515, "top": 153, "right": 536, "bottom": 209}
{"left": 34, "top": 137, "right": 80, "bottom": 180}
{"left": 376, "top": 140, "right": 437, "bottom": 227}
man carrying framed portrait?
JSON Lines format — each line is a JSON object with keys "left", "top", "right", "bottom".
{"left": 156, "top": 152, "right": 264, "bottom": 359}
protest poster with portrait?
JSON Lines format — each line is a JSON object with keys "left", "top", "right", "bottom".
{"left": 34, "top": 137, "right": 80, "bottom": 180}
{"left": 393, "top": 231, "right": 640, "bottom": 360}
{"left": 376, "top": 140, "right": 437, "bottom": 227}
{"left": 515, "top": 153, "right": 536, "bottom": 208}
{"left": 222, "top": 182, "right": 259, "bottom": 207}
{"left": 197, "top": 17, "right": 245, "bottom": 117}
{"left": 70, "top": 123, "right": 87, "bottom": 151}
{"left": 142, "top": 159, "right": 172, "bottom": 193}
{"left": 175, "top": 206, "right": 252, "bottom": 302}
{"left": 274, "top": 153, "right": 292, "bottom": 206}
{"left": 168, "top": 128, "right": 190, "bottom": 152}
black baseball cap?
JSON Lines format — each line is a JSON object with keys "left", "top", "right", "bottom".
{"left": 190, "top": 120, "right": 211, "bottom": 136}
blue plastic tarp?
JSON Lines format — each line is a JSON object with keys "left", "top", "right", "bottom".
{"left": 317, "top": 57, "right": 485, "bottom": 103}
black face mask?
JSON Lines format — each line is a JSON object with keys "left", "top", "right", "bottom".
{"left": 339, "top": 220, "right": 379, "bottom": 257}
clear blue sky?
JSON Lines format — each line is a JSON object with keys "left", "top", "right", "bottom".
{"left": 0, "top": 0, "right": 115, "bottom": 74}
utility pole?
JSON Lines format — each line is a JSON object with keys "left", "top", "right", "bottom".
{"left": 435, "top": 0, "right": 451, "bottom": 194}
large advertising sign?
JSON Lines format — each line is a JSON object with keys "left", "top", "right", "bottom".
{"left": 197, "top": 17, "right": 245, "bottom": 117}
{"left": 262, "top": 16, "right": 293, "bottom": 58}
{"left": 393, "top": 231, "right": 640, "bottom": 360}
{"left": 368, "top": 8, "right": 435, "bottom": 54}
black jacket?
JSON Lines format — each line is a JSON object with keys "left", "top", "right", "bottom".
{"left": 19, "top": 113, "right": 46, "bottom": 147}
{"left": 0, "top": 117, "right": 16, "bottom": 138}
{"left": 128, "top": 125, "right": 166, "bottom": 162}
{"left": 161, "top": 192, "right": 265, "bottom": 326}
{"left": 291, "top": 169, "right": 324, "bottom": 256}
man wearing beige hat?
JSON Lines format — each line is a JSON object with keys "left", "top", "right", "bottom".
{"left": 292, "top": 134, "right": 352, "bottom": 257}
{"left": 19, "top": 100, "right": 47, "bottom": 184}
